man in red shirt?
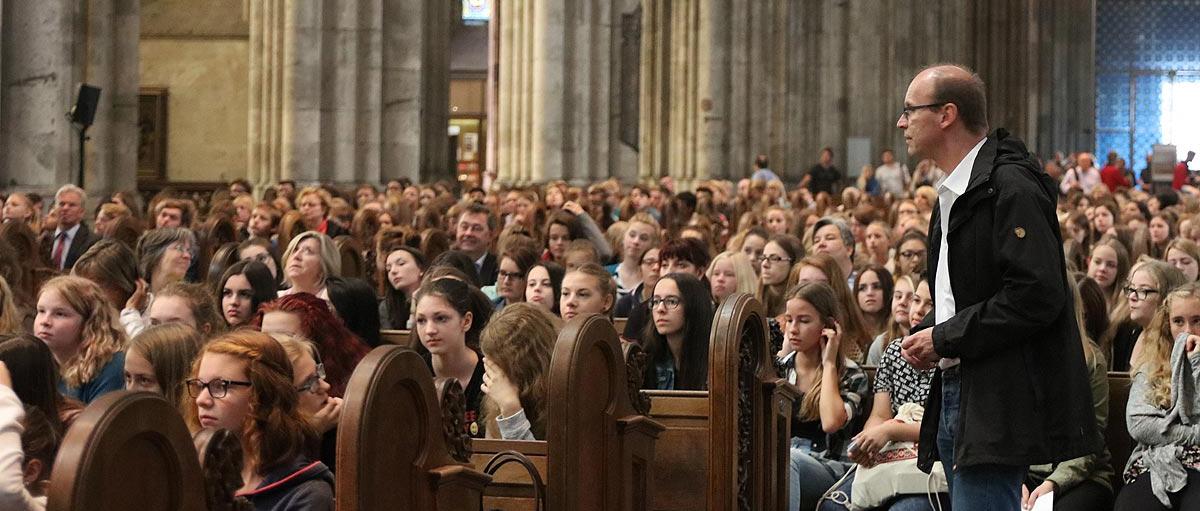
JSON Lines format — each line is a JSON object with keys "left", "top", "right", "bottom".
{"left": 1174, "top": 150, "right": 1196, "bottom": 190}
{"left": 1100, "top": 158, "right": 1130, "bottom": 192}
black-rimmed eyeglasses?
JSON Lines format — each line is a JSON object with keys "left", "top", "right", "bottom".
{"left": 296, "top": 363, "right": 327, "bottom": 394}
{"left": 186, "top": 378, "right": 252, "bottom": 399}
{"left": 900, "top": 102, "right": 949, "bottom": 120}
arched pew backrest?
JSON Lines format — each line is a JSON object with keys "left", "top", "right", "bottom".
{"left": 1107, "top": 371, "right": 1133, "bottom": 487}
{"left": 546, "top": 313, "right": 665, "bottom": 511}
{"left": 333, "top": 235, "right": 364, "bottom": 279}
{"left": 47, "top": 392, "right": 207, "bottom": 511}
{"left": 707, "top": 293, "right": 797, "bottom": 511}
{"left": 435, "top": 377, "right": 473, "bottom": 463}
{"left": 337, "top": 346, "right": 491, "bottom": 511}
{"left": 193, "top": 428, "right": 252, "bottom": 511}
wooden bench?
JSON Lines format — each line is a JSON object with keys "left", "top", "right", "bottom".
{"left": 642, "top": 292, "right": 799, "bottom": 511}
{"left": 337, "top": 345, "right": 491, "bottom": 510}
{"left": 380, "top": 329, "right": 414, "bottom": 346}
{"left": 470, "top": 313, "right": 664, "bottom": 511}
{"left": 1107, "top": 371, "right": 1133, "bottom": 488}
{"left": 48, "top": 392, "right": 209, "bottom": 511}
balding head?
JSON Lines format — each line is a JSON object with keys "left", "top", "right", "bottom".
{"left": 910, "top": 64, "right": 989, "bottom": 135}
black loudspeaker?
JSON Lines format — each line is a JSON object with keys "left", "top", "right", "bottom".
{"left": 70, "top": 84, "right": 101, "bottom": 127}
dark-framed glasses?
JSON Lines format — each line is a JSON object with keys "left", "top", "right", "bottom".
{"left": 756, "top": 254, "right": 792, "bottom": 265}
{"left": 296, "top": 363, "right": 327, "bottom": 394}
{"left": 900, "top": 102, "right": 949, "bottom": 120}
{"left": 1123, "top": 286, "right": 1159, "bottom": 301}
{"left": 186, "top": 378, "right": 252, "bottom": 399}
{"left": 648, "top": 296, "right": 683, "bottom": 310}
{"left": 499, "top": 270, "right": 525, "bottom": 281}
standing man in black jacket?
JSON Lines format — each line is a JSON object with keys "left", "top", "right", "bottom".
{"left": 898, "top": 65, "right": 1101, "bottom": 510}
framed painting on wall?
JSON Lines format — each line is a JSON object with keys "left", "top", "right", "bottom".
{"left": 138, "top": 87, "right": 168, "bottom": 182}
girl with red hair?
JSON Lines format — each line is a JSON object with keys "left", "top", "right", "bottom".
{"left": 254, "top": 293, "right": 370, "bottom": 397}
{"left": 186, "top": 330, "right": 333, "bottom": 509}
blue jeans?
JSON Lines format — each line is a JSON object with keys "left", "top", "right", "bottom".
{"left": 937, "top": 366, "right": 1025, "bottom": 511}
{"left": 790, "top": 438, "right": 850, "bottom": 511}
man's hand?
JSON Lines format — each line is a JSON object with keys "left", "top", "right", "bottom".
{"left": 900, "top": 327, "right": 939, "bottom": 370}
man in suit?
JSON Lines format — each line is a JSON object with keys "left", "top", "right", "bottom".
{"left": 454, "top": 202, "right": 498, "bottom": 286}
{"left": 48, "top": 184, "right": 98, "bottom": 272}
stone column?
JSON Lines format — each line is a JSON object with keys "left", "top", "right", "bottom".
{"left": 280, "top": 0, "right": 322, "bottom": 183}
{"left": 495, "top": 0, "right": 633, "bottom": 186}
{"left": 381, "top": 0, "right": 450, "bottom": 184}
{"left": 251, "top": 0, "right": 452, "bottom": 188}
{"left": 1, "top": 0, "right": 75, "bottom": 191}
{"left": 695, "top": 0, "right": 729, "bottom": 182}
{"left": 82, "top": 0, "right": 139, "bottom": 198}
{"left": 528, "top": 0, "right": 564, "bottom": 182}
{"left": 485, "top": 0, "right": 500, "bottom": 187}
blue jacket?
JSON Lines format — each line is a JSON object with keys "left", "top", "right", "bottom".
{"left": 240, "top": 456, "right": 334, "bottom": 511}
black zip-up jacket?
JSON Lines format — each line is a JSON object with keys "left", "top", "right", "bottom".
{"left": 240, "top": 456, "right": 334, "bottom": 511}
{"left": 915, "top": 129, "right": 1103, "bottom": 472}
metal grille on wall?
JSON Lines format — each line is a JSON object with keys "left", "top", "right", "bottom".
{"left": 1096, "top": 0, "right": 1200, "bottom": 167}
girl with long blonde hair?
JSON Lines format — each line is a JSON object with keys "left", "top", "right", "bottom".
{"left": 34, "top": 276, "right": 127, "bottom": 403}
{"left": 1116, "top": 283, "right": 1200, "bottom": 509}
{"left": 779, "top": 282, "right": 868, "bottom": 511}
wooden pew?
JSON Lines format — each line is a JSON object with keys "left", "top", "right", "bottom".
{"left": 1107, "top": 371, "right": 1133, "bottom": 489}
{"left": 337, "top": 345, "right": 491, "bottom": 511}
{"left": 48, "top": 392, "right": 208, "bottom": 511}
{"left": 642, "top": 292, "right": 798, "bottom": 511}
{"left": 470, "top": 313, "right": 664, "bottom": 511}
{"left": 379, "top": 329, "right": 413, "bottom": 346}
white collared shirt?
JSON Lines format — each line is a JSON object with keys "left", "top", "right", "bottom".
{"left": 52, "top": 223, "right": 81, "bottom": 270}
{"left": 934, "top": 137, "right": 986, "bottom": 369}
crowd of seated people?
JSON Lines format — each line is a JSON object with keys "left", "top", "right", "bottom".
{"left": 0, "top": 148, "right": 1197, "bottom": 510}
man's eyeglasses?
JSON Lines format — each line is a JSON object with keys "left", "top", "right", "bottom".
{"left": 899, "top": 250, "right": 923, "bottom": 259}
{"left": 296, "top": 363, "right": 327, "bottom": 394}
{"left": 649, "top": 296, "right": 683, "bottom": 310}
{"left": 900, "top": 102, "right": 949, "bottom": 120}
{"left": 186, "top": 378, "right": 252, "bottom": 399}
{"left": 756, "top": 254, "right": 792, "bottom": 265}
{"left": 499, "top": 270, "right": 525, "bottom": 281}
{"left": 1123, "top": 286, "right": 1159, "bottom": 301}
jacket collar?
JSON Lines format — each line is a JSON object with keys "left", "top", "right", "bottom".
{"left": 962, "top": 129, "right": 1007, "bottom": 195}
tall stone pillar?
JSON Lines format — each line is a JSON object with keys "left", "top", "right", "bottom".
{"left": 495, "top": 0, "right": 637, "bottom": 186}
{"left": 83, "top": 0, "right": 139, "bottom": 198}
{"left": 0, "top": 0, "right": 75, "bottom": 191}
{"left": 248, "top": 0, "right": 450, "bottom": 188}
{"left": 381, "top": 0, "right": 451, "bottom": 184}
{"left": 248, "top": 0, "right": 284, "bottom": 191}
